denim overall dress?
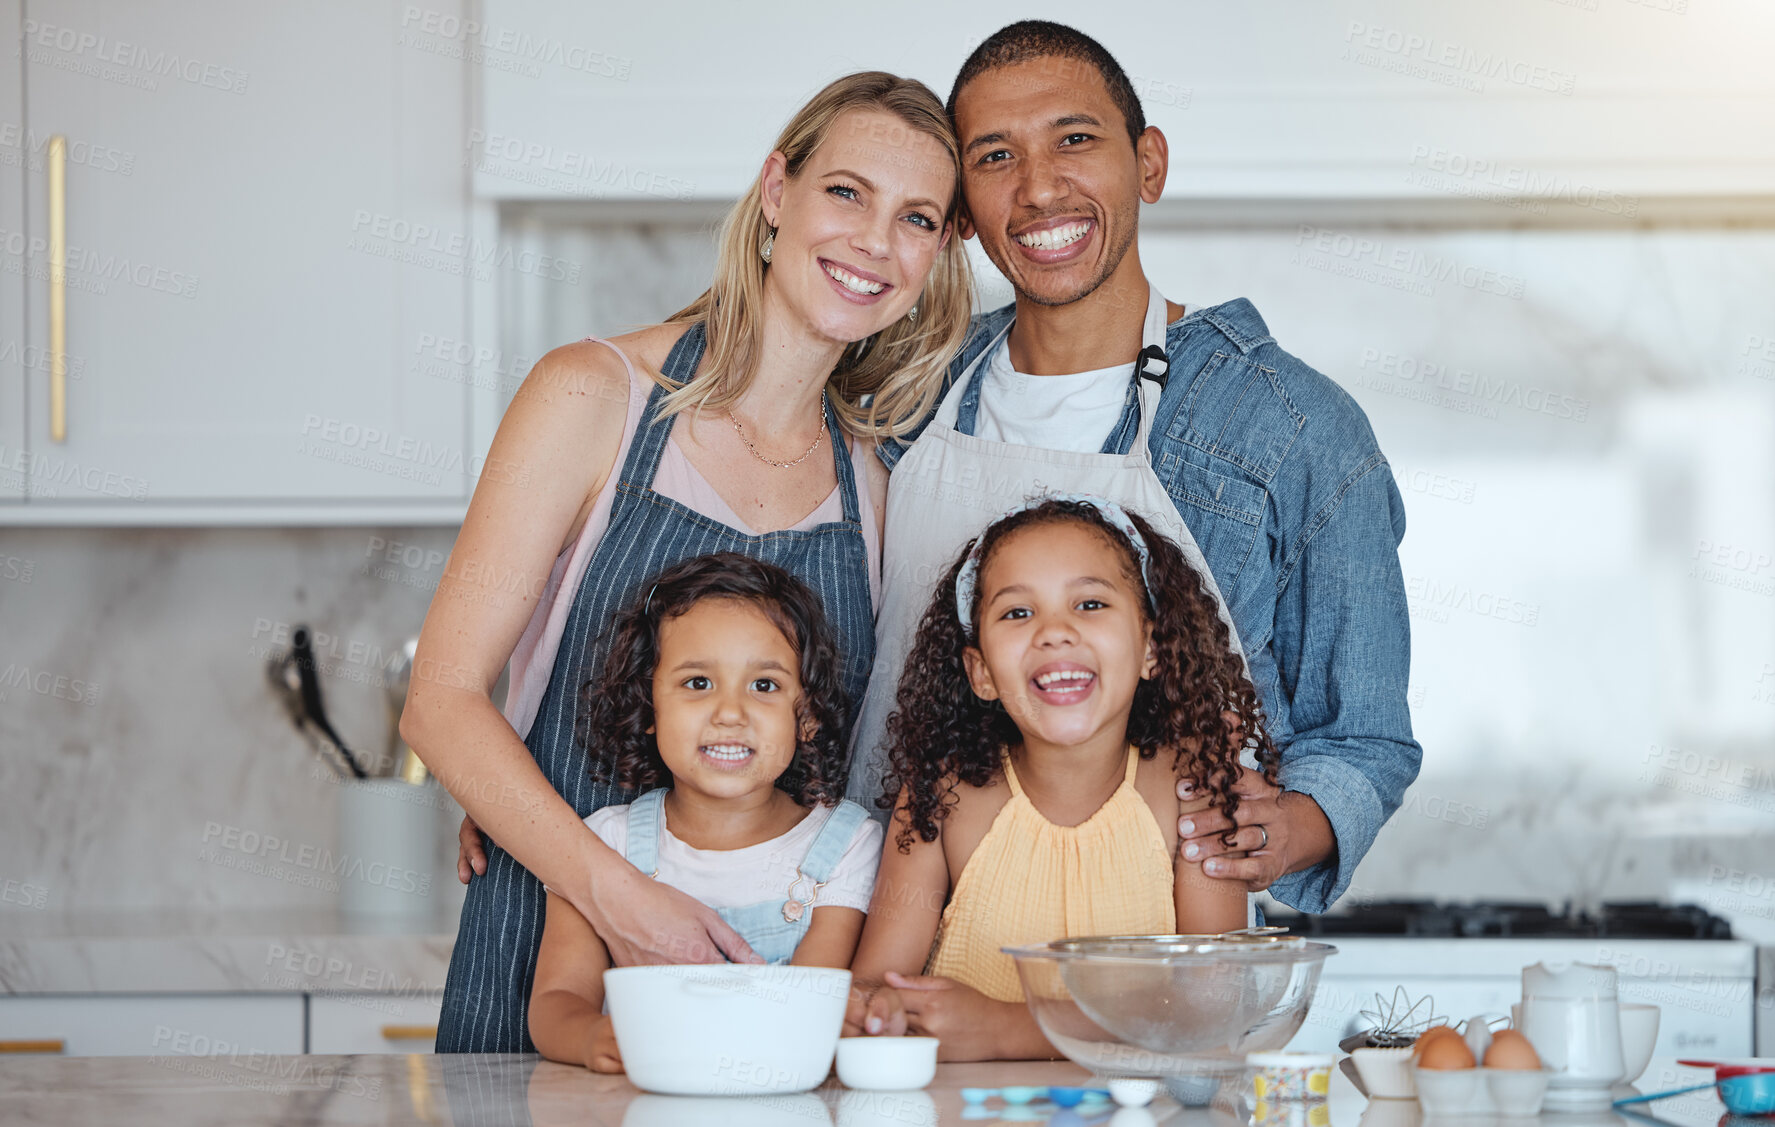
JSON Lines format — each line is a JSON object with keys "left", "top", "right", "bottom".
{"left": 621, "top": 789, "right": 871, "bottom": 965}
{"left": 436, "top": 323, "right": 877, "bottom": 1052}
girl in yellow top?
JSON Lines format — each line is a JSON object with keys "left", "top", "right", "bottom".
{"left": 844, "top": 495, "right": 1277, "bottom": 1061}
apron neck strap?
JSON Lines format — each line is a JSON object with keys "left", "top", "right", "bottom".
{"left": 1134, "top": 283, "right": 1171, "bottom": 389}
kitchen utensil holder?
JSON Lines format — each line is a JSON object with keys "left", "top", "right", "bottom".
{"left": 338, "top": 778, "right": 440, "bottom": 925}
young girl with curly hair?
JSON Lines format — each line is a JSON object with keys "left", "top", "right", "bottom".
{"left": 528, "top": 553, "right": 882, "bottom": 1072}
{"left": 844, "top": 495, "right": 1277, "bottom": 1061}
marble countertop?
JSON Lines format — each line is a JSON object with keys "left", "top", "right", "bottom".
{"left": 0, "top": 1056, "right": 1739, "bottom": 1127}
{"left": 0, "top": 908, "right": 454, "bottom": 995}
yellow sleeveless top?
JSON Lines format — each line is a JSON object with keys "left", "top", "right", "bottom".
{"left": 923, "top": 746, "right": 1177, "bottom": 1003}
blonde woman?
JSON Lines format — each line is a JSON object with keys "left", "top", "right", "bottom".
{"left": 403, "top": 72, "right": 972, "bottom": 1053}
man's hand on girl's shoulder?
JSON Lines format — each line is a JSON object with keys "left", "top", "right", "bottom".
{"left": 1174, "top": 770, "right": 1334, "bottom": 892}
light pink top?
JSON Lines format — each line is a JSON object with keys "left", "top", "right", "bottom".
{"left": 502, "top": 339, "right": 882, "bottom": 740}
{"left": 583, "top": 801, "right": 884, "bottom": 913}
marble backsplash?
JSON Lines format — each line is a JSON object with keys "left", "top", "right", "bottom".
{"left": 0, "top": 526, "right": 468, "bottom": 928}
{"left": 3, "top": 217, "right": 1774, "bottom": 940}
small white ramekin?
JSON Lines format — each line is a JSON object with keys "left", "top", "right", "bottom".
{"left": 1350, "top": 1047, "right": 1418, "bottom": 1099}
{"left": 834, "top": 1036, "right": 939, "bottom": 1091}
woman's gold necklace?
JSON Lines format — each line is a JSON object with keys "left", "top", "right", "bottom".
{"left": 727, "top": 392, "right": 829, "bottom": 469}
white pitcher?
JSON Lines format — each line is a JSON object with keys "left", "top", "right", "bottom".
{"left": 1519, "top": 962, "right": 1625, "bottom": 1108}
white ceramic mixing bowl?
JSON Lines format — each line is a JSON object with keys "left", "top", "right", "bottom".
{"left": 604, "top": 964, "right": 850, "bottom": 1096}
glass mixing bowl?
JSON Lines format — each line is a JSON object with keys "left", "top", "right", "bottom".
{"left": 1003, "top": 930, "right": 1336, "bottom": 1080}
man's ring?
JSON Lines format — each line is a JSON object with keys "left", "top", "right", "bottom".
{"left": 1256, "top": 824, "right": 1269, "bottom": 850}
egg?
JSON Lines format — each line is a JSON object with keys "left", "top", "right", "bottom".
{"left": 1412, "top": 1025, "right": 1461, "bottom": 1056}
{"left": 1415, "top": 1028, "right": 1477, "bottom": 1070}
{"left": 1483, "top": 1029, "right": 1541, "bottom": 1070}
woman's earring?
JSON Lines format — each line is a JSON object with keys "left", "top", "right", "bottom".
{"left": 760, "top": 227, "right": 776, "bottom": 264}
{"left": 906, "top": 304, "right": 918, "bottom": 323}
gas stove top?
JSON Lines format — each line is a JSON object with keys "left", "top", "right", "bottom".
{"left": 1265, "top": 899, "right": 1735, "bottom": 939}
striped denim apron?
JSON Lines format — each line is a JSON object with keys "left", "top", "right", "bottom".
{"left": 436, "top": 324, "right": 877, "bottom": 1052}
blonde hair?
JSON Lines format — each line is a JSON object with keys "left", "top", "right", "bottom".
{"left": 661, "top": 72, "right": 973, "bottom": 439}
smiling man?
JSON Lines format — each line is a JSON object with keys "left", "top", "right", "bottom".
{"left": 848, "top": 21, "right": 1422, "bottom": 917}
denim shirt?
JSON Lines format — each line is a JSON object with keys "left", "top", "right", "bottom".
{"left": 877, "top": 298, "right": 1423, "bottom": 913}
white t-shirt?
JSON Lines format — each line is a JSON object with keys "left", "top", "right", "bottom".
{"left": 585, "top": 800, "right": 883, "bottom": 914}
{"left": 974, "top": 305, "right": 1191, "bottom": 453}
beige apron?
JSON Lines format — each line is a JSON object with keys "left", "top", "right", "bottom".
{"left": 852, "top": 280, "right": 1246, "bottom": 782}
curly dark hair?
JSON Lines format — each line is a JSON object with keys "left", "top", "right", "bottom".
{"left": 880, "top": 498, "right": 1278, "bottom": 849}
{"left": 577, "top": 552, "right": 851, "bottom": 808}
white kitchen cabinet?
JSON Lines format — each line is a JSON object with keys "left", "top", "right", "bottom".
{"left": 0, "top": 993, "right": 303, "bottom": 1056}
{"left": 0, "top": 0, "right": 25, "bottom": 501}
{"left": 4, "top": 0, "right": 477, "bottom": 523}
{"left": 307, "top": 992, "right": 442, "bottom": 1054}
{"left": 477, "top": 0, "right": 1775, "bottom": 203}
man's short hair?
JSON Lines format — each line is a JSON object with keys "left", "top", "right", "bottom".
{"left": 948, "top": 20, "right": 1147, "bottom": 148}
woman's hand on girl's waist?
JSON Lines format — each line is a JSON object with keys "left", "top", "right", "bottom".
{"left": 575, "top": 859, "right": 765, "bottom": 966}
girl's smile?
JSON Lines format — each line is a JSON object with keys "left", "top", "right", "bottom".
{"left": 1029, "top": 660, "right": 1097, "bottom": 706}
{"left": 698, "top": 742, "right": 758, "bottom": 769}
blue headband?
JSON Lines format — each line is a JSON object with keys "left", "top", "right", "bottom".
{"left": 953, "top": 493, "right": 1154, "bottom": 633}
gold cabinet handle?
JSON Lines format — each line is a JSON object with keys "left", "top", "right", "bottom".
{"left": 47, "top": 134, "right": 67, "bottom": 443}
{"left": 380, "top": 1025, "right": 436, "bottom": 1041}
{"left": 0, "top": 1039, "right": 65, "bottom": 1053}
